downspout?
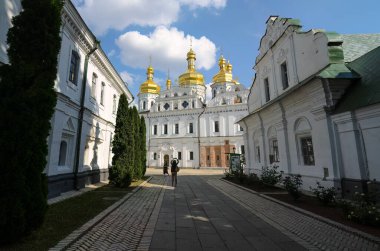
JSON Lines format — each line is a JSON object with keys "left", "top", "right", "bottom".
{"left": 197, "top": 101, "right": 206, "bottom": 169}
{"left": 73, "top": 41, "right": 99, "bottom": 190}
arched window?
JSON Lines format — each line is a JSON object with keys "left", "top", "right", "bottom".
{"left": 151, "top": 101, "right": 154, "bottom": 108}
{"left": 58, "top": 141, "right": 67, "bottom": 166}
{"left": 158, "top": 104, "right": 161, "bottom": 111}
{"left": 112, "top": 95, "right": 117, "bottom": 114}
{"left": 183, "top": 93, "right": 187, "bottom": 96}
{"left": 91, "top": 73, "right": 97, "bottom": 100}
{"left": 143, "top": 101, "right": 146, "bottom": 110}
{"left": 235, "top": 87, "right": 240, "bottom": 92}
{"left": 100, "top": 82, "right": 105, "bottom": 105}
{"left": 69, "top": 50, "right": 80, "bottom": 85}
{"left": 294, "top": 117, "right": 314, "bottom": 166}
{"left": 213, "top": 89, "right": 216, "bottom": 98}
{"left": 174, "top": 93, "right": 178, "bottom": 97}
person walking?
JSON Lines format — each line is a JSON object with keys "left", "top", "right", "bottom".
{"left": 170, "top": 158, "right": 179, "bottom": 187}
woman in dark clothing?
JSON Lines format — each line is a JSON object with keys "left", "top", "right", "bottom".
{"left": 170, "top": 158, "right": 179, "bottom": 187}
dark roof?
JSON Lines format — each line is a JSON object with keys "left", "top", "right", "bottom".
{"left": 342, "top": 34, "right": 380, "bottom": 62}
{"left": 334, "top": 46, "right": 380, "bottom": 113}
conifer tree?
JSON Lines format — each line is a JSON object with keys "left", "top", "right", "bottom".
{"left": 0, "top": 0, "right": 63, "bottom": 243}
{"left": 140, "top": 116, "right": 147, "bottom": 176}
{"left": 132, "top": 107, "right": 142, "bottom": 179}
{"left": 109, "top": 94, "right": 131, "bottom": 187}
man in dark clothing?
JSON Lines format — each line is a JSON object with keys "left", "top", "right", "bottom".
{"left": 170, "top": 158, "right": 179, "bottom": 187}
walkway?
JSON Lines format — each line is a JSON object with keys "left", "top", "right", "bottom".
{"left": 51, "top": 169, "right": 380, "bottom": 250}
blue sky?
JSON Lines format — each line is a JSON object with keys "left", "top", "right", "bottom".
{"left": 73, "top": 0, "right": 380, "bottom": 101}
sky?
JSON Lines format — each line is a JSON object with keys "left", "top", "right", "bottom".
{"left": 72, "top": 0, "right": 380, "bottom": 101}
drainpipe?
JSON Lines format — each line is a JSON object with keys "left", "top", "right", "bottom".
{"left": 73, "top": 41, "right": 99, "bottom": 190}
{"left": 197, "top": 101, "right": 206, "bottom": 169}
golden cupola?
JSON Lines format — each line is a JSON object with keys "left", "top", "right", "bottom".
{"left": 178, "top": 48, "right": 205, "bottom": 86}
{"left": 139, "top": 65, "right": 160, "bottom": 94}
{"left": 212, "top": 55, "right": 233, "bottom": 84}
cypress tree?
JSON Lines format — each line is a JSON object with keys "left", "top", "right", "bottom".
{"left": 132, "top": 107, "right": 142, "bottom": 179}
{"left": 140, "top": 116, "right": 147, "bottom": 176}
{"left": 126, "top": 106, "right": 136, "bottom": 179}
{"left": 0, "top": 0, "right": 63, "bottom": 243}
{"left": 109, "top": 94, "right": 131, "bottom": 187}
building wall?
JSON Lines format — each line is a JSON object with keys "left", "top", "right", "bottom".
{"left": 1, "top": 0, "right": 132, "bottom": 198}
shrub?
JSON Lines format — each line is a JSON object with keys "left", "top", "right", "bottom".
{"left": 245, "top": 173, "right": 260, "bottom": 186}
{"left": 310, "top": 182, "right": 337, "bottom": 206}
{"left": 283, "top": 174, "right": 303, "bottom": 200}
{"left": 260, "top": 165, "right": 283, "bottom": 186}
{"left": 340, "top": 182, "right": 380, "bottom": 226}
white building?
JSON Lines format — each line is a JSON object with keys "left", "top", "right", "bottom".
{"left": 138, "top": 49, "right": 249, "bottom": 169}
{"left": 240, "top": 16, "right": 380, "bottom": 196}
{"left": 1, "top": 0, "right": 133, "bottom": 198}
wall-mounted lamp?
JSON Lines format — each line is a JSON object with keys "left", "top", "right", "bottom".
{"left": 233, "top": 147, "right": 236, "bottom": 153}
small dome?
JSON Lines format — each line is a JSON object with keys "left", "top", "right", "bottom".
{"left": 139, "top": 65, "right": 160, "bottom": 94}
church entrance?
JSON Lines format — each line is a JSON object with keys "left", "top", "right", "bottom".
{"left": 164, "top": 154, "right": 169, "bottom": 168}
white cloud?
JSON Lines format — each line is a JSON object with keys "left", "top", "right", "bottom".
{"left": 119, "top": 71, "right": 135, "bottom": 86}
{"left": 75, "top": 0, "right": 227, "bottom": 35}
{"left": 116, "top": 26, "right": 217, "bottom": 76}
{"left": 179, "top": 0, "right": 226, "bottom": 10}
{"left": 107, "top": 49, "right": 115, "bottom": 57}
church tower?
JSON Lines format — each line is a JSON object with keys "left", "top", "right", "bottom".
{"left": 138, "top": 65, "right": 160, "bottom": 112}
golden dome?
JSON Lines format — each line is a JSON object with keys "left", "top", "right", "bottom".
{"left": 139, "top": 65, "right": 160, "bottom": 94}
{"left": 212, "top": 56, "right": 233, "bottom": 83}
{"left": 166, "top": 78, "right": 171, "bottom": 90}
{"left": 179, "top": 48, "right": 205, "bottom": 86}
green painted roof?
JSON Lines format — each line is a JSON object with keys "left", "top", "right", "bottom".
{"left": 342, "top": 34, "right": 380, "bottom": 62}
{"left": 317, "top": 63, "right": 358, "bottom": 79}
{"left": 334, "top": 46, "right": 380, "bottom": 113}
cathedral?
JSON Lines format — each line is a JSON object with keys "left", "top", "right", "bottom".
{"left": 138, "top": 48, "right": 249, "bottom": 169}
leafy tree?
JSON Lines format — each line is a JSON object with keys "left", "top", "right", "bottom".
{"left": 0, "top": 0, "right": 63, "bottom": 243}
{"left": 139, "top": 116, "right": 147, "bottom": 176}
{"left": 109, "top": 94, "right": 132, "bottom": 187}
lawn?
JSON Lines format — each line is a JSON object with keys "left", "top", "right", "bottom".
{"left": 2, "top": 178, "right": 147, "bottom": 251}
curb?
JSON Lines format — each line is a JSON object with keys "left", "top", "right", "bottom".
{"left": 50, "top": 177, "right": 153, "bottom": 251}
{"left": 220, "top": 178, "right": 380, "bottom": 245}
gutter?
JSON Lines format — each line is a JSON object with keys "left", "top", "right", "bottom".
{"left": 73, "top": 41, "right": 99, "bottom": 190}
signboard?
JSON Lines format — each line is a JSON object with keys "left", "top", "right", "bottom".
{"left": 229, "top": 153, "right": 241, "bottom": 172}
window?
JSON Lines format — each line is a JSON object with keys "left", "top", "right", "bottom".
{"left": 189, "top": 123, "right": 193, "bottom": 133}
{"left": 192, "top": 100, "right": 195, "bottom": 108}
{"left": 100, "top": 82, "right": 105, "bottom": 105}
{"left": 175, "top": 123, "right": 179, "bottom": 134}
{"left": 174, "top": 93, "right": 178, "bottom": 97}
{"left": 238, "top": 124, "right": 244, "bottom": 131}
{"left": 281, "top": 62, "right": 289, "bottom": 89}
{"left": 214, "top": 121, "right": 219, "bottom": 133}
{"left": 112, "top": 95, "right": 117, "bottom": 114}
{"left": 241, "top": 145, "right": 245, "bottom": 155}
{"left": 216, "top": 155, "right": 220, "bottom": 161}
{"left": 189, "top": 151, "right": 194, "bottom": 160}
{"left": 58, "top": 141, "right": 67, "bottom": 166}
{"left": 153, "top": 125, "right": 157, "bottom": 135}
{"left": 69, "top": 50, "right": 79, "bottom": 85}
{"left": 269, "top": 139, "right": 279, "bottom": 164}
{"left": 207, "top": 155, "right": 210, "bottom": 160}
{"left": 256, "top": 146, "right": 261, "bottom": 163}
{"left": 91, "top": 73, "right": 97, "bottom": 99}
{"left": 182, "top": 101, "right": 189, "bottom": 108}
{"left": 151, "top": 101, "right": 154, "bottom": 108}
{"left": 174, "top": 102, "right": 178, "bottom": 110}
{"left": 158, "top": 104, "right": 161, "bottom": 111}
{"left": 301, "top": 137, "right": 315, "bottom": 165}
{"left": 154, "top": 152, "right": 157, "bottom": 160}
{"left": 213, "top": 89, "right": 216, "bottom": 98}
{"left": 163, "top": 124, "right": 168, "bottom": 134}
{"left": 264, "top": 78, "right": 270, "bottom": 102}
{"left": 164, "top": 103, "right": 170, "bottom": 110}
{"left": 178, "top": 152, "right": 182, "bottom": 160}
{"left": 143, "top": 101, "right": 146, "bottom": 110}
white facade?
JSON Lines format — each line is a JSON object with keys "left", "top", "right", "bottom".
{"left": 241, "top": 16, "right": 380, "bottom": 195}
{"left": 1, "top": 0, "right": 133, "bottom": 197}
{"left": 139, "top": 54, "right": 249, "bottom": 169}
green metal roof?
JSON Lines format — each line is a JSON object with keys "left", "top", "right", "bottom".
{"left": 342, "top": 34, "right": 380, "bottom": 63}
{"left": 334, "top": 46, "right": 380, "bottom": 113}
{"left": 317, "top": 63, "right": 358, "bottom": 79}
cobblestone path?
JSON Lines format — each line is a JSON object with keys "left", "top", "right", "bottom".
{"left": 64, "top": 176, "right": 167, "bottom": 251}
{"left": 209, "top": 178, "right": 380, "bottom": 251}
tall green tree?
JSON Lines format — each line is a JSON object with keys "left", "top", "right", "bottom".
{"left": 132, "top": 107, "right": 142, "bottom": 179}
{"left": 109, "top": 94, "right": 131, "bottom": 187}
{"left": 0, "top": 0, "right": 63, "bottom": 243}
{"left": 140, "top": 116, "right": 147, "bottom": 176}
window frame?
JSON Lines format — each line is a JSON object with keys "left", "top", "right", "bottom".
{"left": 298, "top": 135, "right": 315, "bottom": 166}
{"left": 214, "top": 121, "right": 219, "bottom": 133}
{"left": 91, "top": 73, "right": 98, "bottom": 100}
{"left": 264, "top": 78, "right": 270, "bottom": 102}
{"left": 100, "top": 82, "right": 105, "bottom": 106}
{"left": 189, "top": 151, "right": 194, "bottom": 160}
{"left": 175, "top": 123, "right": 179, "bottom": 134}
{"left": 269, "top": 138, "right": 279, "bottom": 164}
{"left": 281, "top": 61, "right": 289, "bottom": 90}
{"left": 178, "top": 151, "right": 182, "bottom": 160}
{"left": 163, "top": 124, "right": 168, "bottom": 135}
{"left": 189, "top": 122, "right": 194, "bottom": 134}
{"left": 69, "top": 50, "right": 80, "bottom": 85}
